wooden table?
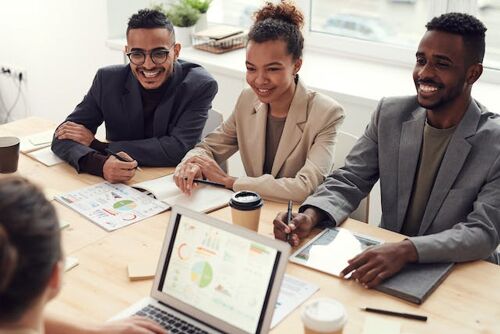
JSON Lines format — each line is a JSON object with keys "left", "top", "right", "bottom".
{"left": 2, "top": 118, "right": 499, "bottom": 334}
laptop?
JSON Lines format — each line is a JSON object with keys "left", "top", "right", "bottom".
{"left": 112, "top": 205, "right": 290, "bottom": 334}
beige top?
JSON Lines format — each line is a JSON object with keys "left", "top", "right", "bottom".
{"left": 179, "top": 79, "right": 345, "bottom": 202}
{"left": 263, "top": 114, "right": 286, "bottom": 174}
{"left": 402, "top": 121, "right": 456, "bottom": 236}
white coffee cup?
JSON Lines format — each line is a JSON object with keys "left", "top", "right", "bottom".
{"left": 301, "top": 298, "right": 347, "bottom": 334}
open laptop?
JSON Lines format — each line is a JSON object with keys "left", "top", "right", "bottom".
{"left": 113, "top": 205, "right": 290, "bottom": 334}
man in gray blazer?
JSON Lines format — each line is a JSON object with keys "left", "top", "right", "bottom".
{"left": 52, "top": 9, "right": 217, "bottom": 183}
{"left": 274, "top": 13, "right": 500, "bottom": 287}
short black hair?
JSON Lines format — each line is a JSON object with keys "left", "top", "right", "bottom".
{"left": 426, "top": 12, "right": 487, "bottom": 64}
{"left": 127, "top": 8, "right": 174, "bottom": 38}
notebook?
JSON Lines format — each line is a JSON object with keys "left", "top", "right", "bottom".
{"left": 19, "top": 129, "right": 54, "bottom": 153}
{"left": 375, "top": 262, "right": 454, "bottom": 304}
{"left": 132, "top": 174, "right": 233, "bottom": 213}
{"left": 112, "top": 205, "right": 290, "bottom": 334}
{"left": 27, "top": 146, "right": 64, "bottom": 166}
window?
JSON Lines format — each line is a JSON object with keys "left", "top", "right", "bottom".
{"left": 207, "top": 0, "right": 500, "bottom": 76}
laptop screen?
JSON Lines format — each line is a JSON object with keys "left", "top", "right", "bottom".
{"left": 158, "top": 213, "right": 281, "bottom": 333}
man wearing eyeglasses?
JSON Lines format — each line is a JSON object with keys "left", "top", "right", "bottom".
{"left": 52, "top": 9, "right": 217, "bottom": 183}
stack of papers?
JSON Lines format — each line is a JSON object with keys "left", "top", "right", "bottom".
{"left": 20, "top": 129, "right": 64, "bottom": 166}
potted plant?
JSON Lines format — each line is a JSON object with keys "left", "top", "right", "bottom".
{"left": 153, "top": 2, "right": 200, "bottom": 46}
{"left": 183, "top": 0, "right": 212, "bottom": 31}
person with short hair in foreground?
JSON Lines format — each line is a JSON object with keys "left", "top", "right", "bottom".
{"left": 274, "top": 12, "right": 500, "bottom": 288}
{"left": 0, "top": 177, "right": 167, "bottom": 334}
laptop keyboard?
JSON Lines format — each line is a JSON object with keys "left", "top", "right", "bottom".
{"left": 135, "top": 304, "right": 209, "bottom": 334}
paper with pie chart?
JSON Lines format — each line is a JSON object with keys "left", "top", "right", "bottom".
{"left": 54, "top": 182, "right": 169, "bottom": 231}
{"left": 163, "top": 216, "right": 278, "bottom": 334}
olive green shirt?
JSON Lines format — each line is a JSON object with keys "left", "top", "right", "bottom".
{"left": 402, "top": 121, "right": 456, "bottom": 236}
{"left": 263, "top": 113, "right": 287, "bottom": 174}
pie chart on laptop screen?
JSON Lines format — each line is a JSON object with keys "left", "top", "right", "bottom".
{"left": 191, "top": 261, "right": 213, "bottom": 288}
{"left": 113, "top": 199, "right": 137, "bottom": 211}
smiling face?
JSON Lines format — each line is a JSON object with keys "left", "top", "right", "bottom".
{"left": 413, "top": 30, "right": 471, "bottom": 112}
{"left": 126, "top": 28, "right": 180, "bottom": 90}
{"left": 245, "top": 40, "right": 302, "bottom": 106}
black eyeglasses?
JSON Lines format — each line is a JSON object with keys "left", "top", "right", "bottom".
{"left": 126, "top": 46, "right": 174, "bottom": 65}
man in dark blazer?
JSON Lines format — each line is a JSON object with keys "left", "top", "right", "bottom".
{"left": 274, "top": 13, "right": 500, "bottom": 287}
{"left": 52, "top": 9, "right": 217, "bottom": 183}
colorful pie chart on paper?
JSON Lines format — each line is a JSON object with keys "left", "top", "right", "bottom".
{"left": 113, "top": 199, "right": 137, "bottom": 211}
{"left": 191, "top": 261, "right": 213, "bottom": 288}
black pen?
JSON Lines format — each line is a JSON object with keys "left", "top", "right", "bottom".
{"left": 286, "top": 200, "right": 293, "bottom": 242}
{"left": 104, "top": 148, "right": 142, "bottom": 171}
{"left": 361, "top": 307, "right": 427, "bottom": 322}
{"left": 183, "top": 177, "right": 226, "bottom": 188}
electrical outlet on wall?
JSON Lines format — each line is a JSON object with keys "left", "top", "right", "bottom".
{"left": 1, "top": 65, "right": 27, "bottom": 82}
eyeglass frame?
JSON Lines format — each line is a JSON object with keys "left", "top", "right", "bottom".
{"left": 125, "top": 45, "right": 176, "bottom": 66}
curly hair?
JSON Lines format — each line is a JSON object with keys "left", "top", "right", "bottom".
{"left": 127, "top": 8, "right": 174, "bottom": 36}
{"left": 248, "top": 1, "right": 304, "bottom": 60}
{"left": 426, "top": 12, "right": 487, "bottom": 64}
{"left": 0, "top": 177, "right": 61, "bottom": 322}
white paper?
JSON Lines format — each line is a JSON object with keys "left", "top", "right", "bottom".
{"left": 20, "top": 129, "right": 54, "bottom": 153}
{"left": 65, "top": 256, "right": 79, "bottom": 272}
{"left": 271, "top": 274, "right": 319, "bottom": 328}
{"left": 132, "top": 174, "right": 233, "bottom": 213}
{"left": 28, "top": 146, "right": 64, "bottom": 166}
{"left": 55, "top": 182, "right": 169, "bottom": 231}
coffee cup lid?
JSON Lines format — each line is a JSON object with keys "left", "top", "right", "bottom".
{"left": 0, "top": 136, "right": 20, "bottom": 148}
{"left": 229, "top": 191, "right": 263, "bottom": 211}
{"left": 301, "top": 298, "right": 347, "bottom": 332}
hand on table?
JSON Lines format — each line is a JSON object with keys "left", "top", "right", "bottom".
{"left": 55, "top": 121, "right": 95, "bottom": 146}
{"left": 92, "top": 316, "right": 167, "bottom": 334}
{"left": 103, "top": 152, "right": 137, "bottom": 183}
{"left": 174, "top": 161, "right": 202, "bottom": 195}
{"left": 188, "top": 156, "right": 236, "bottom": 189}
{"left": 340, "top": 240, "right": 418, "bottom": 288}
{"left": 273, "top": 208, "right": 325, "bottom": 246}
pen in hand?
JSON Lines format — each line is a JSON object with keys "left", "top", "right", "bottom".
{"left": 286, "top": 200, "right": 293, "bottom": 242}
{"left": 361, "top": 307, "right": 427, "bottom": 322}
{"left": 183, "top": 177, "right": 226, "bottom": 188}
{"left": 104, "top": 148, "right": 142, "bottom": 171}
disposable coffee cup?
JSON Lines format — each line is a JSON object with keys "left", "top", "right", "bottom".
{"left": 302, "top": 298, "right": 347, "bottom": 334}
{"left": 229, "top": 191, "right": 263, "bottom": 231}
{"left": 0, "top": 136, "right": 20, "bottom": 173}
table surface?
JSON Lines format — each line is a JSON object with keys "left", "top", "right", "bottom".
{"left": 1, "top": 117, "right": 499, "bottom": 334}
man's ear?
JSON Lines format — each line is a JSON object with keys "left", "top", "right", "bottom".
{"left": 46, "top": 260, "right": 64, "bottom": 300}
{"left": 466, "top": 63, "right": 483, "bottom": 85}
{"left": 173, "top": 43, "right": 181, "bottom": 61}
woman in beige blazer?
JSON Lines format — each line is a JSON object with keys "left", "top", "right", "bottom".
{"left": 175, "top": 1, "right": 344, "bottom": 202}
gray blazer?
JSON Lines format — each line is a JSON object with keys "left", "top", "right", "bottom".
{"left": 302, "top": 96, "right": 500, "bottom": 264}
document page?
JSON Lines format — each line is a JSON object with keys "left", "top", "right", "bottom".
{"left": 28, "top": 146, "right": 64, "bottom": 166}
{"left": 20, "top": 129, "right": 55, "bottom": 153}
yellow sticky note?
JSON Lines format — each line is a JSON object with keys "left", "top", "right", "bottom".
{"left": 362, "top": 315, "right": 401, "bottom": 334}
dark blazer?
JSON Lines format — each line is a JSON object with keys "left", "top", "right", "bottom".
{"left": 51, "top": 60, "right": 217, "bottom": 169}
{"left": 302, "top": 96, "right": 500, "bottom": 264}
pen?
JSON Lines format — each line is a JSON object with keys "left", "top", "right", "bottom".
{"left": 184, "top": 177, "right": 226, "bottom": 188}
{"left": 286, "top": 200, "right": 293, "bottom": 242}
{"left": 361, "top": 307, "right": 427, "bottom": 322}
{"left": 104, "top": 148, "right": 143, "bottom": 171}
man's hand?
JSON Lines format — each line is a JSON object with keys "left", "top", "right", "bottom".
{"left": 103, "top": 152, "right": 137, "bottom": 183}
{"left": 55, "top": 121, "right": 95, "bottom": 146}
{"left": 174, "top": 161, "right": 203, "bottom": 195}
{"left": 340, "top": 240, "right": 418, "bottom": 288}
{"left": 189, "top": 156, "right": 236, "bottom": 189}
{"left": 90, "top": 316, "right": 167, "bottom": 334}
{"left": 273, "top": 208, "right": 325, "bottom": 246}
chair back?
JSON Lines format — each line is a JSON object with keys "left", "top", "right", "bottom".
{"left": 201, "top": 109, "right": 227, "bottom": 172}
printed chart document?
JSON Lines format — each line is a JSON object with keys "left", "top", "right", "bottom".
{"left": 20, "top": 129, "right": 55, "bottom": 153}
{"left": 271, "top": 274, "right": 319, "bottom": 328}
{"left": 55, "top": 182, "right": 169, "bottom": 231}
{"left": 290, "top": 227, "right": 382, "bottom": 277}
{"left": 132, "top": 174, "right": 233, "bottom": 213}
{"left": 27, "top": 146, "right": 64, "bottom": 166}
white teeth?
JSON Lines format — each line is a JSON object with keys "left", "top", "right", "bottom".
{"left": 142, "top": 70, "right": 160, "bottom": 78}
{"left": 258, "top": 88, "right": 270, "bottom": 93}
{"left": 420, "top": 84, "right": 438, "bottom": 92}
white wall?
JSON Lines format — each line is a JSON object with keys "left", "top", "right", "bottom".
{"left": 0, "top": 1, "right": 124, "bottom": 123}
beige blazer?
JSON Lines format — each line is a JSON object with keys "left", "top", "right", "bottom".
{"left": 181, "top": 79, "right": 345, "bottom": 202}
